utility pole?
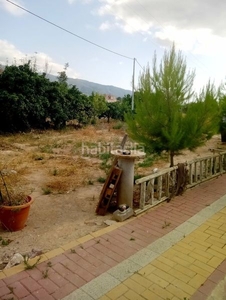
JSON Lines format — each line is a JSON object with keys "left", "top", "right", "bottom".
{"left": 131, "top": 58, "right": 135, "bottom": 111}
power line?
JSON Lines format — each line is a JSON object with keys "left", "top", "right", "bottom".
{"left": 6, "top": 0, "right": 134, "bottom": 61}
{"left": 135, "top": 59, "right": 145, "bottom": 71}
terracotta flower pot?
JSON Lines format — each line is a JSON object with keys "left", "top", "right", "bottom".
{"left": 0, "top": 196, "right": 33, "bottom": 231}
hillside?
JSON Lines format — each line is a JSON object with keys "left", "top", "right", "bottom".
{"left": 47, "top": 74, "right": 132, "bottom": 98}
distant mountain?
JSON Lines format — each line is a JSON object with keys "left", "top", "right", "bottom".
{"left": 47, "top": 74, "right": 132, "bottom": 98}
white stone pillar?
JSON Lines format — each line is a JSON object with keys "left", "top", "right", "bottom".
{"left": 111, "top": 150, "right": 145, "bottom": 209}
{"left": 117, "top": 157, "right": 135, "bottom": 207}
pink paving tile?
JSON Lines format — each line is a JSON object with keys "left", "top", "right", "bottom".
{"left": 149, "top": 211, "right": 169, "bottom": 220}
{"left": 145, "top": 226, "right": 168, "bottom": 237}
{"left": 20, "top": 277, "right": 42, "bottom": 292}
{"left": 119, "top": 226, "right": 135, "bottom": 235}
{"left": 125, "top": 223, "right": 149, "bottom": 233}
{"left": 108, "top": 232, "right": 140, "bottom": 250}
{"left": 140, "top": 227, "right": 163, "bottom": 238}
{"left": 61, "top": 258, "right": 79, "bottom": 271}
{"left": 133, "top": 219, "right": 151, "bottom": 227}
{"left": 190, "top": 290, "right": 208, "bottom": 300}
{"left": 69, "top": 246, "right": 91, "bottom": 259}
{"left": 99, "top": 239, "right": 136, "bottom": 256}
{"left": 114, "top": 228, "right": 134, "bottom": 238}
{"left": 75, "top": 258, "right": 96, "bottom": 274}
{"left": 36, "top": 262, "right": 55, "bottom": 274}
{"left": 169, "top": 212, "right": 184, "bottom": 219}
{"left": 99, "top": 254, "right": 118, "bottom": 268}
{"left": 38, "top": 278, "right": 59, "bottom": 294}
{"left": 65, "top": 272, "right": 86, "bottom": 288}
{"left": 123, "top": 222, "right": 143, "bottom": 230}
{"left": 217, "top": 259, "right": 226, "bottom": 272}
{"left": 126, "top": 229, "right": 155, "bottom": 241}
{"left": 144, "top": 235, "right": 158, "bottom": 244}
{"left": 119, "top": 228, "right": 156, "bottom": 244}
{"left": 48, "top": 254, "right": 68, "bottom": 266}
{"left": 166, "top": 219, "right": 182, "bottom": 227}
{"left": 9, "top": 281, "right": 30, "bottom": 298}
{"left": 21, "top": 295, "right": 36, "bottom": 300}
{"left": 121, "top": 236, "right": 147, "bottom": 249}
{"left": 93, "top": 241, "right": 120, "bottom": 255}
{"left": 64, "top": 252, "right": 81, "bottom": 262}
{"left": 82, "top": 238, "right": 99, "bottom": 249}
{"left": 0, "top": 280, "right": 6, "bottom": 288}
{"left": 90, "top": 263, "right": 111, "bottom": 277}
{"left": 51, "top": 282, "right": 76, "bottom": 300}
{"left": 99, "top": 251, "right": 122, "bottom": 265}
{"left": 2, "top": 294, "right": 18, "bottom": 300}
{"left": 78, "top": 251, "right": 102, "bottom": 267}
{"left": 95, "top": 237, "right": 113, "bottom": 247}
{"left": 0, "top": 285, "right": 11, "bottom": 297}
{"left": 67, "top": 248, "right": 101, "bottom": 267}
{"left": 52, "top": 262, "right": 74, "bottom": 277}
{"left": 48, "top": 272, "right": 69, "bottom": 288}
{"left": 26, "top": 268, "right": 44, "bottom": 281}
{"left": 208, "top": 269, "right": 225, "bottom": 284}
{"left": 61, "top": 258, "right": 95, "bottom": 282}
{"left": 70, "top": 264, "right": 95, "bottom": 282}
{"left": 138, "top": 217, "right": 164, "bottom": 227}
{"left": 85, "top": 246, "right": 107, "bottom": 260}
{"left": 33, "top": 288, "right": 55, "bottom": 300}
{"left": 198, "top": 279, "right": 217, "bottom": 296}
{"left": 3, "top": 271, "right": 29, "bottom": 285}
{"left": 131, "top": 227, "right": 153, "bottom": 236}
{"left": 132, "top": 238, "right": 150, "bottom": 248}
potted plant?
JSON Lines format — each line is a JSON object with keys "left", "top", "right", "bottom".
{"left": 0, "top": 170, "right": 33, "bottom": 232}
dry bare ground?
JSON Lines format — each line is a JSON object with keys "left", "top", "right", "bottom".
{"left": 0, "top": 121, "right": 225, "bottom": 266}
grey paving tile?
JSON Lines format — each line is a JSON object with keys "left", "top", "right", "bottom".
{"left": 146, "top": 238, "right": 173, "bottom": 254}
{"left": 214, "top": 195, "right": 226, "bottom": 206}
{"left": 176, "top": 222, "right": 198, "bottom": 235}
{"left": 80, "top": 273, "right": 120, "bottom": 299}
{"left": 162, "top": 229, "right": 184, "bottom": 244}
{"left": 128, "top": 248, "right": 159, "bottom": 267}
{"left": 198, "top": 207, "right": 217, "bottom": 218}
{"left": 188, "top": 214, "right": 208, "bottom": 225}
{"left": 62, "top": 289, "right": 94, "bottom": 300}
{"left": 210, "top": 201, "right": 226, "bottom": 211}
{"left": 107, "top": 259, "right": 141, "bottom": 281}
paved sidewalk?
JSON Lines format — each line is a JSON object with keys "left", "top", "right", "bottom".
{"left": 0, "top": 175, "right": 226, "bottom": 299}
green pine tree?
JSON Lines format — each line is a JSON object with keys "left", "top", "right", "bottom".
{"left": 126, "top": 45, "right": 219, "bottom": 166}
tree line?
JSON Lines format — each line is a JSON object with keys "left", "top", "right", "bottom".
{"left": 1, "top": 46, "right": 226, "bottom": 167}
{"left": 0, "top": 62, "right": 131, "bottom": 132}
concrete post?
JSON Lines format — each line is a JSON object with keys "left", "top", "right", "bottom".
{"left": 117, "top": 156, "right": 135, "bottom": 207}
{"left": 111, "top": 150, "right": 145, "bottom": 209}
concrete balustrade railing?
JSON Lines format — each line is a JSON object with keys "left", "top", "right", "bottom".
{"left": 134, "top": 151, "right": 226, "bottom": 216}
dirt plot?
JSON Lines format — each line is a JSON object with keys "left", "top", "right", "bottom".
{"left": 0, "top": 121, "right": 225, "bottom": 265}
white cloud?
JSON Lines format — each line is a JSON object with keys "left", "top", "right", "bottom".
{"left": 0, "top": 40, "right": 79, "bottom": 78}
{"left": 155, "top": 26, "right": 226, "bottom": 56}
{"left": 67, "top": 0, "right": 92, "bottom": 4}
{"left": 0, "top": 0, "right": 26, "bottom": 16}
{"left": 99, "top": 21, "right": 112, "bottom": 31}
{"left": 97, "top": 0, "right": 226, "bottom": 56}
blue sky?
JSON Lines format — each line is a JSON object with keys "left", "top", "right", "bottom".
{"left": 1, "top": 0, "right": 226, "bottom": 93}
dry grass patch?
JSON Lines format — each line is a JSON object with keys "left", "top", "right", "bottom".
{"left": 0, "top": 122, "right": 125, "bottom": 197}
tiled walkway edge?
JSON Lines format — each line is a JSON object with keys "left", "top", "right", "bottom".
{"left": 0, "top": 175, "right": 226, "bottom": 299}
